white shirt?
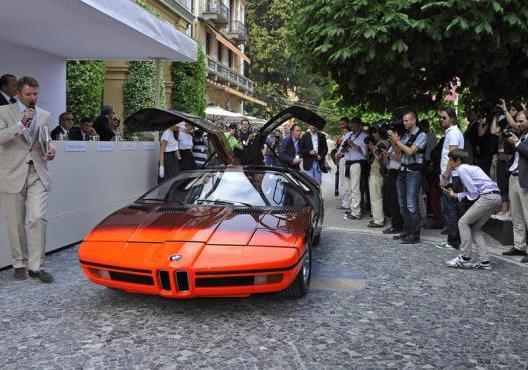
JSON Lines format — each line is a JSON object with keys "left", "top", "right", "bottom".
{"left": 440, "top": 125, "right": 464, "bottom": 176}
{"left": 387, "top": 146, "right": 400, "bottom": 170}
{"left": 178, "top": 130, "right": 193, "bottom": 150}
{"left": 339, "top": 130, "right": 366, "bottom": 161}
{"left": 1, "top": 91, "right": 14, "bottom": 104}
{"left": 509, "top": 133, "right": 528, "bottom": 173}
{"left": 310, "top": 131, "right": 319, "bottom": 152}
{"left": 160, "top": 129, "right": 179, "bottom": 152}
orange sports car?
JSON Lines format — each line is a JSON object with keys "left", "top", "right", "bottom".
{"left": 79, "top": 107, "right": 325, "bottom": 298}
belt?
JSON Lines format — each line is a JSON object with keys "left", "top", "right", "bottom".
{"left": 482, "top": 191, "right": 500, "bottom": 195}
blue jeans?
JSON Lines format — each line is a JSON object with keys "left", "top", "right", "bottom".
{"left": 397, "top": 170, "right": 422, "bottom": 238}
{"left": 305, "top": 161, "right": 322, "bottom": 185}
{"left": 441, "top": 176, "right": 463, "bottom": 247}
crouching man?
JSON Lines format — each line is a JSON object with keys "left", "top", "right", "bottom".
{"left": 442, "top": 150, "right": 501, "bottom": 270}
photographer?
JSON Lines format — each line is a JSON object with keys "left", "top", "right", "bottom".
{"left": 387, "top": 110, "right": 427, "bottom": 244}
{"left": 235, "top": 118, "right": 256, "bottom": 165}
{"left": 337, "top": 117, "right": 366, "bottom": 220}
{"left": 365, "top": 126, "right": 388, "bottom": 228}
{"left": 443, "top": 150, "right": 501, "bottom": 270}
{"left": 437, "top": 108, "right": 465, "bottom": 250}
{"left": 503, "top": 110, "right": 528, "bottom": 263}
{"left": 489, "top": 99, "right": 523, "bottom": 220}
{"left": 336, "top": 117, "right": 351, "bottom": 206}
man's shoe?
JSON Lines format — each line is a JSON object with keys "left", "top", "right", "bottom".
{"left": 400, "top": 236, "right": 420, "bottom": 244}
{"left": 502, "top": 247, "right": 526, "bottom": 256}
{"left": 520, "top": 255, "right": 528, "bottom": 263}
{"left": 393, "top": 232, "right": 408, "bottom": 240}
{"left": 28, "top": 269, "right": 54, "bottom": 283}
{"left": 383, "top": 227, "right": 402, "bottom": 234}
{"left": 13, "top": 268, "right": 27, "bottom": 280}
{"left": 446, "top": 255, "right": 473, "bottom": 269}
{"left": 343, "top": 213, "right": 360, "bottom": 220}
{"left": 473, "top": 261, "right": 492, "bottom": 270}
{"left": 368, "top": 222, "right": 384, "bottom": 228}
{"left": 435, "top": 241, "right": 452, "bottom": 249}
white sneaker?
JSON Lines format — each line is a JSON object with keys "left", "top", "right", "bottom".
{"left": 446, "top": 255, "right": 473, "bottom": 269}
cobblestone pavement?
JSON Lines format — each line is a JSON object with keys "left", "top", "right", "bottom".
{"left": 1, "top": 173, "right": 527, "bottom": 369}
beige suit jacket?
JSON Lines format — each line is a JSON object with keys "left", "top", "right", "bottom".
{"left": 0, "top": 103, "right": 52, "bottom": 193}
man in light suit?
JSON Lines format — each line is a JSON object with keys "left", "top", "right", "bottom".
{"left": 279, "top": 124, "right": 303, "bottom": 170}
{"left": 0, "top": 76, "right": 55, "bottom": 282}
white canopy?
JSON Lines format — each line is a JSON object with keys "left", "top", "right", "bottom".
{"left": 0, "top": 0, "right": 197, "bottom": 61}
{"left": 205, "top": 106, "right": 267, "bottom": 126}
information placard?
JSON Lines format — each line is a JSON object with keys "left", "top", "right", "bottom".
{"left": 142, "top": 142, "right": 155, "bottom": 150}
{"left": 96, "top": 142, "right": 115, "bottom": 152}
{"left": 121, "top": 142, "right": 136, "bottom": 151}
{"left": 64, "top": 141, "right": 87, "bottom": 152}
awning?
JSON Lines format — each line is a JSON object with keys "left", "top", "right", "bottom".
{"left": 203, "top": 22, "right": 250, "bottom": 64}
{"left": 0, "top": 0, "right": 197, "bottom": 61}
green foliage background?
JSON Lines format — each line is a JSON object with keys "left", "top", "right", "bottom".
{"left": 292, "top": 0, "right": 528, "bottom": 111}
{"left": 171, "top": 47, "right": 206, "bottom": 117}
{"left": 66, "top": 61, "right": 105, "bottom": 120}
{"left": 123, "top": 61, "right": 166, "bottom": 118}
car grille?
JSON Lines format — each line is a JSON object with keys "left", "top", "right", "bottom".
{"left": 156, "top": 206, "right": 188, "bottom": 213}
{"left": 231, "top": 207, "right": 302, "bottom": 215}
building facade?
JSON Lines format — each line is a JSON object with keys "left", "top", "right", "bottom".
{"left": 102, "top": 0, "right": 264, "bottom": 119}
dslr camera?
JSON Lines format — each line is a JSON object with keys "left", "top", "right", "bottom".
{"left": 504, "top": 127, "right": 519, "bottom": 138}
{"left": 374, "top": 142, "right": 387, "bottom": 155}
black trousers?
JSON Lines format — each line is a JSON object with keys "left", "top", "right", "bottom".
{"left": 387, "top": 169, "right": 403, "bottom": 230}
{"left": 179, "top": 149, "right": 196, "bottom": 171}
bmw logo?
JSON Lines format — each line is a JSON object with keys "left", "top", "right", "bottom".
{"left": 170, "top": 254, "right": 182, "bottom": 261}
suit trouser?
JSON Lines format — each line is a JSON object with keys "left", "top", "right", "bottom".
{"left": 369, "top": 173, "right": 384, "bottom": 225}
{"left": 509, "top": 175, "right": 528, "bottom": 252}
{"left": 305, "top": 161, "right": 322, "bottom": 185}
{"left": 1, "top": 165, "right": 48, "bottom": 271}
{"left": 343, "top": 163, "right": 362, "bottom": 217}
{"left": 458, "top": 193, "right": 501, "bottom": 262}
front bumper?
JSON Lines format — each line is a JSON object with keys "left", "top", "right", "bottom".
{"left": 79, "top": 241, "right": 302, "bottom": 298}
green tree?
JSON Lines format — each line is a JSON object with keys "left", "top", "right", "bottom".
{"left": 66, "top": 61, "right": 105, "bottom": 120}
{"left": 171, "top": 47, "right": 206, "bottom": 117}
{"left": 292, "top": 0, "right": 528, "bottom": 110}
{"left": 123, "top": 61, "right": 165, "bottom": 117}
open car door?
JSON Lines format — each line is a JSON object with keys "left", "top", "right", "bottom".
{"left": 124, "top": 108, "right": 233, "bottom": 164}
{"left": 246, "top": 106, "right": 327, "bottom": 165}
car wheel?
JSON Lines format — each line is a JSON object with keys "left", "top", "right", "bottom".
{"left": 283, "top": 244, "right": 311, "bottom": 297}
{"left": 312, "top": 231, "right": 321, "bottom": 246}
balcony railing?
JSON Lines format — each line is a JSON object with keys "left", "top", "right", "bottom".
{"left": 203, "top": 0, "right": 230, "bottom": 26}
{"left": 206, "top": 56, "right": 253, "bottom": 93}
{"left": 228, "top": 20, "right": 248, "bottom": 43}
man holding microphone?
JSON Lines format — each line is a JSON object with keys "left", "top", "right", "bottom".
{"left": 0, "top": 76, "right": 55, "bottom": 283}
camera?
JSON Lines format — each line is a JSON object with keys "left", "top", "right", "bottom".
{"left": 374, "top": 142, "right": 387, "bottom": 155}
{"left": 376, "top": 117, "right": 405, "bottom": 137}
{"left": 504, "top": 128, "right": 519, "bottom": 138}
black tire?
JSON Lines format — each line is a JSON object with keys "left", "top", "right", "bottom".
{"left": 283, "top": 245, "right": 311, "bottom": 297}
{"left": 312, "top": 231, "right": 321, "bottom": 246}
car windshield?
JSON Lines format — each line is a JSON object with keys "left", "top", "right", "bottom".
{"left": 139, "top": 170, "right": 308, "bottom": 207}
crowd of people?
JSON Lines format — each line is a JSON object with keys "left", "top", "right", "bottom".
{"left": 1, "top": 71, "right": 527, "bottom": 282}
{"left": 330, "top": 104, "right": 528, "bottom": 270}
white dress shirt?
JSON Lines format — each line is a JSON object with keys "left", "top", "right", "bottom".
{"left": 310, "top": 132, "right": 319, "bottom": 153}
{"left": 161, "top": 129, "right": 179, "bottom": 152}
{"left": 509, "top": 132, "right": 528, "bottom": 173}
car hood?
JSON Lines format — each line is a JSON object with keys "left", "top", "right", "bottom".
{"left": 124, "top": 106, "right": 326, "bottom": 166}
{"left": 84, "top": 204, "right": 311, "bottom": 248}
